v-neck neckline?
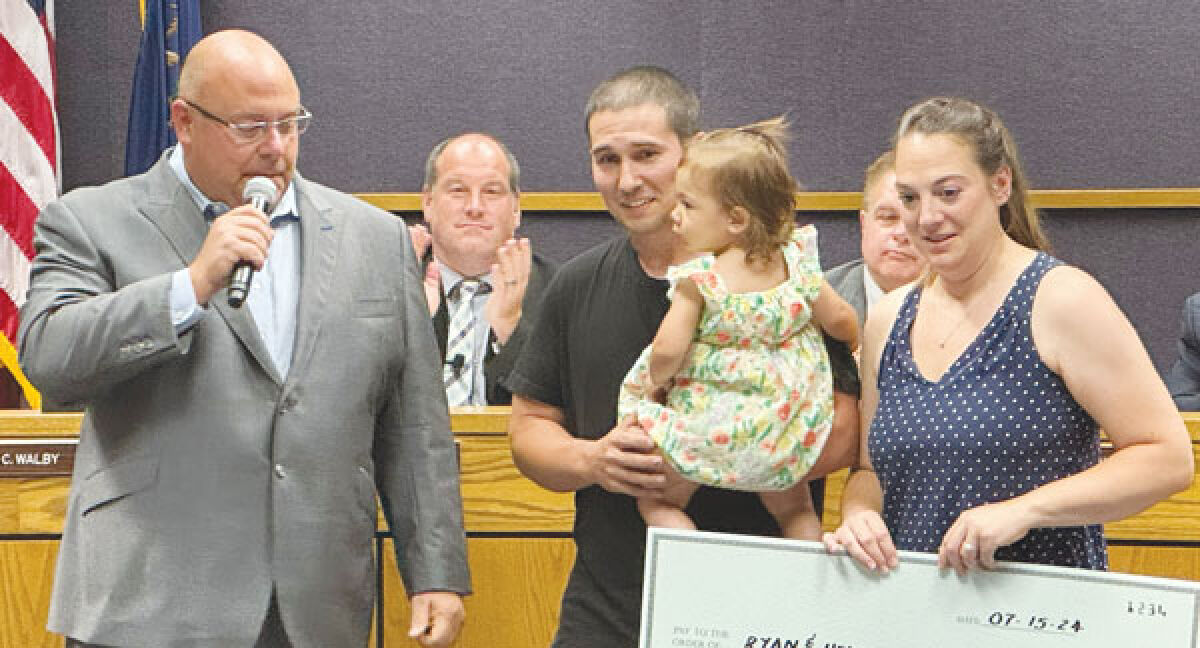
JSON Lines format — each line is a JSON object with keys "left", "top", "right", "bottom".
{"left": 902, "top": 253, "right": 1043, "bottom": 385}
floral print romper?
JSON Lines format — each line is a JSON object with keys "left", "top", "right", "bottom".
{"left": 618, "top": 226, "right": 834, "bottom": 491}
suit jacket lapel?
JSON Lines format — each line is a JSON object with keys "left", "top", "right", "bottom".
{"left": 433, "top": 289, "right": 449, "bottom": 360}
{"left": 212, "top": 294, "right": 282, "bottom": 385}
{"left": 138, "top": 158, "right": 205, "bottom": 270}
{"left": 850, "top": 263, "right": 869, "bottom": 324}
{"left": 138, "top": 155, "right": 281, "bottom": 385}
{"left": 421, "top": 253, "right": 451, "bottom": 361}
{"left": 285, "top": 176, "right": 342, "bottom": 386}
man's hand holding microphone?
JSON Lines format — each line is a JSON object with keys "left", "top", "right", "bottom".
{"left": 188, "top": 176, "right": 279, "bottom": 307}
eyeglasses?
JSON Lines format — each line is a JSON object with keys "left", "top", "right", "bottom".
{"left": 181, "top": 98, "right": 312, "bottom": 144}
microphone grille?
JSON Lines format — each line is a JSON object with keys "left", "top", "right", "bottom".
{"left": 243, "top": 176, "right": 279, "bottom": 205}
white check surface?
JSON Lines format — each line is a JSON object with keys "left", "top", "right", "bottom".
{"left": 641, "top": 528, "right": 1200, "bottom": 648}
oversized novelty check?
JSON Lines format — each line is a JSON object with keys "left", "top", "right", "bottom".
{"left": 640, "top": 528, "right": 1200, "bottom": 648}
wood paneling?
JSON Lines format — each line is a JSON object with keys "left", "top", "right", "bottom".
{"left": 0, "top": 478, "right": 68, "bottom": 534}
{"left": 1, "top": 409, "right": 1196, "bottom": 647}
{"left": 1108, "top": 545, "right": 1200, "bottom": 581}
{"left": 379, "top": 537, "right": 574, "bottom": 647}
{"left": 17, "top": 479, "right": 68, "bottom": 535}
{"left": 0, "top": 481, "right": 16, "bottom": 532}
{"left": 1107, "top": 417, "right": 1200, "bottom": 542}
{"left": 0, "top": 541, "right": 61, "bottom": 648}
{"left": 0, "top": 534, "right": 573, "bottom": 648}
{"left": 0, "top": 413, "right": 83, "bottom": 438}
{"left": 458, "top": 435, "right": 573, "bottom": 533}
{"left": 1105, "top": 473, "right": 1200, "bottom": 542}
{"left": 352, "top": 189, "right": 1200, "bottom": 213}
{"left": 820, "top": 468, "right": 851, "bottom": 534}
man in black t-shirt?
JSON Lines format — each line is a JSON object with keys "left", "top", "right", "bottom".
{"left": 505, "top": 65, "right": 860, "bottom": 648}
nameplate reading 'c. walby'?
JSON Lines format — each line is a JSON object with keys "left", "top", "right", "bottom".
{"left": 0, "top": 439, "right": 76, "bottom": 477}
{"left": 640, "top": 528, "right": 1200, "bottom": 648}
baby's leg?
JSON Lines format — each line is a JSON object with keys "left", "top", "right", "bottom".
{"left": 637, "top": 461, "right": 701, "bottom": 530}
{"left": 807, "top": 391, "right": 859, "bottom": 480}
{"left": 759, "top": 482, "right": 821, "bottom": 541}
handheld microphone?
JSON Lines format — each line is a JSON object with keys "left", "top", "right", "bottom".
{"left": 446, "top": 353, "right": 465, "bottom": 376}
{"left": 227, "top": 177, "right": 279, "bottom": 308}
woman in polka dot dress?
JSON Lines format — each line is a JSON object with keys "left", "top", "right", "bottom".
{"left": 823, "top": 97, "right": 1194, "bottom": 574}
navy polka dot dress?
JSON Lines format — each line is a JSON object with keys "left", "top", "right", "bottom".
{"left": 869, "top": 253, "right": 1107, "bottom": 569}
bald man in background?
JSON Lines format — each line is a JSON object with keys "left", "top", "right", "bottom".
{"left": 409, "top": 133, "right": 556, "bottom": 406}
{"left": 20, "top": 30, "right": 467, "bottom": 647}
{"left": 826, "top": 150, "right": 926, "bottom": 326}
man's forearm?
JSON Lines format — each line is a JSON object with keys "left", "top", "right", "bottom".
{"left": 509, "top": 396, "right": 594, "bottom": 492}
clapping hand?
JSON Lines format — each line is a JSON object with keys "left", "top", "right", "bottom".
{"left": 485, "top": 237, "right": 531, "bottom": 344}
{"left": 407, "top": 224, "right": 440, "bottom": 316}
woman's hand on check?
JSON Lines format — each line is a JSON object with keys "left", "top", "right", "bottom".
{"left": 823, "top": 510, "right": 899, "bottom": 574}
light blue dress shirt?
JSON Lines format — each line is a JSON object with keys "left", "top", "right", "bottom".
{"left": 167, "top": 146, "right": 302, "bottom": 378}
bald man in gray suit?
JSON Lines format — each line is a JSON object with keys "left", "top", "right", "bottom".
{"left": 826, "top": 151, "right": 925, "bottom": 326}
{"left": 20, "top": 30, "right": 468, "bottom": 648}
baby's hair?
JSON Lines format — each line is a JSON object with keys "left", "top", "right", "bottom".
{"left": 682, "top": 116, "right": 796, "bottom": 264}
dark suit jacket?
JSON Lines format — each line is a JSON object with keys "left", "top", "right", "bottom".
{"left": 1167, "top": 292, "right": 1200, "bottom": 411}
{"left": 20, "top": 153, "right": 469, "bottom": 646}
{"left": 428, "top": 253, "right": 557, "bottom": 404}
{"left": 825, "top": 258, "right": 868, "bottom": 328}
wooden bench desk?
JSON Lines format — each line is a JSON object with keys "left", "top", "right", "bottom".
{"left": 2, "top": 410, "right": 1197, "bottom": 647}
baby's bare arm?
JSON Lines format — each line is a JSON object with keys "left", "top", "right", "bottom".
{"left": 812, "top": 279, "right": 859, "bottom": 351}
{"left": 648, "top": 279, "right": 704, "bottom": 388}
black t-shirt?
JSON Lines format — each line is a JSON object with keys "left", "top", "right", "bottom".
{"left": 508, "top": 236, "right": 793, "bottom": 647}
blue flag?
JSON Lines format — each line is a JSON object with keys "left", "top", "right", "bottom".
{"left": 124, "top": 0, "right": 202, "bottom": 176}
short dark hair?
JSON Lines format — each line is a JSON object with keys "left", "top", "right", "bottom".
{"left": 585, "top": 65, "right": 699, "bottom": 143}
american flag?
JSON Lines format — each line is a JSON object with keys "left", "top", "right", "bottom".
{"left": 0, "top": 0, "right": 56, "bottom": 408}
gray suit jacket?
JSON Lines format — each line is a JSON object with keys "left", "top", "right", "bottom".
{"left": 1167, "top": 292, "right": 1200, "bottom": 411}
{"left": 825, "top": 258, "right": 868, "bottom": 328}
{"left": 19, "top": 155, "right": 470, "bottom": 647}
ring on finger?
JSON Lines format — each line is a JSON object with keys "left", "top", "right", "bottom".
{"left": 961, "top": 542, "right": 976, "bottom": 554}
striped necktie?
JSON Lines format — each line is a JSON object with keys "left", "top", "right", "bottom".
{"left": 444, "top": 279, "right": 484, "bottom": 406}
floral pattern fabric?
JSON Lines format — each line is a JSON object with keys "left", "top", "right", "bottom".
{"left": 617, "top": 225, "right": 834, "bottom": 491}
